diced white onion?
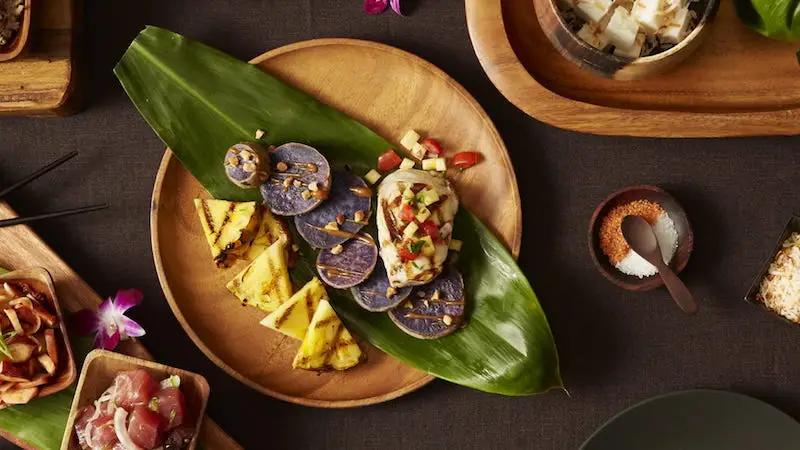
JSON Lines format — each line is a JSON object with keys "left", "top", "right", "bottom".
{"left": 364, "top": 169, "right": 382, "bottom": 185}
{"left": 399, "top": 158, "right": 416, "bottom": 170}
{"left": 160, "top": 375, "right": 181, "bottom": 389}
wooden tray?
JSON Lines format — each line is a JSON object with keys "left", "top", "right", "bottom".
{"left": 0, "top": 202, "right": 241, "bottom": 450}
{"left": 466, "top": 0, "right": 800, "bottom": 137}
{"left": 62, "top": 350, "right": 210, "bottom": 450}
{"left": 151, "top": 39, "right": 522, "bottom": 408}
{"left": 0, "top": 0, "right": 82, "bottom": 117}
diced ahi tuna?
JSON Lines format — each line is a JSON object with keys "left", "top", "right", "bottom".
{"left": 153, "top": 387, "right": 186, "bottom": 430}
{"left": 113, "top": 369, "right": 158, "bottom": 410}
{"left": 88, "top": 414, "right": 117, "bottom": 449}
{"left": 128, "top": 405, "right": 163, "bottom": 449}
{"left": 73, "top": 405, "right": 95, "bottom": 448}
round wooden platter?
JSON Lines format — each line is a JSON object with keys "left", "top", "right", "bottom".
{"left": 151, "top": 39, "right": 522, "bottom": 408}
{"left": 465, "top": 0, "right": 800, "bottom": 137}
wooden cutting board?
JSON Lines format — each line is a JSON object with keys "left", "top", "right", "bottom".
{"left": 0, "top": 0, "right": 82, "bottom": 117}
{"left": 0, "top": 202, "right": 241, "bottom": 450}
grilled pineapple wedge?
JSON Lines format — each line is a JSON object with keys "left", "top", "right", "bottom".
{"left": 245, "top": 208, "right": 289, "bottom": 261}
{"left": 260, "top": 277, "right": 327, "bottom": 340}
{"left": 292, "top": 300, "right": 363, "bottom": 371}
{"left": 226, "top": 239, "right": 292, "bottom": 313}
{"left": 194, "top": 199, "right": 261, "bottom": 268}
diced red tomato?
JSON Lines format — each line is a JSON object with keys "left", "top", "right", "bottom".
{"left": 152, "top": 387, "right": 186, "bottom": 430}
{"left": 398, "top": 244, "right": 420, "bottom": 261}
{"left": 421, "top": 220, "right": 439, "bottom": 239}
{"left": 113, "top": 369, "right": 158, "bottom": 410}
{"left": 399, "top": 204, "right": 415, "bottom": 222}
{"left": 452, "top": 151, "right": 481, "bottom": 169}
{"left": 128, "top": 405, "right": 164, "bottom": 449}
{"left": 377, "top": 150, "right": 402, "bottom": 172}
{"left": 420, "top": 138, "right": 443, "bottom": 155}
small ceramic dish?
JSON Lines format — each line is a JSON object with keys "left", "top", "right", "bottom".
{"left": 588, "top": 185, "right": 693, "bottom": 291}
{"left": 532, "top": 0, "right": 720, "bottom": 80}
{"left": 0, "top": 0, "right": 32, "bottom": 63}
{"left": 61, "top": 350, "right": 210, "bottom": 450}
{"left": 744, "top": 215, "right": 800, "bottom": 326}
{"left": 0, "top": 267, "right": 77, "bottom": 402}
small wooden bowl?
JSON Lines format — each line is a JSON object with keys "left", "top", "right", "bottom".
{"left": 533, "top": 0, "right": 721, "bottom": 80}
{"left": 744, "top": 215, "right": 800, "bottom": 327}
{"left": 588, "top": 185, "right": 693, "bottom": 291}
{"left": 61, "top": 350, "right": 210, "bottom": 450}
{"left": 0, "top": 267, "right": 77, "bottom": 401}
{"left": 0, "top": 0, "right": 32, "bottom": 63}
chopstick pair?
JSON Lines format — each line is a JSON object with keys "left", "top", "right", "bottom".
{"left": 0, "top": 151, "right": 108, "bottom": 228}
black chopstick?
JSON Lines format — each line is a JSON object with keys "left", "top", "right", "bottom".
{"left": 0, "top": 151, "right": 78, "bottom": 200}
{"left": 0, "top": 203, "right": 108, "bottom": 228}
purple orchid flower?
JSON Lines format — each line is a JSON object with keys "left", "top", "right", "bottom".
{"left": 364, "top": 0, "right": 404, "bottom": 15}
{"left": 72, "top": 289, "right": 146, "bottom": 350}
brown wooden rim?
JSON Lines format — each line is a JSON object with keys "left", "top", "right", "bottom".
{"left": 586, "top": 185, "right": 693, "bottom": 291}
{"left": 150, "top": 38, "right": 522, "bottom": 408}
{"left": 465, "top": 0, "right": 800, "bottom": 137}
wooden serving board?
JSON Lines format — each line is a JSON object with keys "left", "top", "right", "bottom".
{"left": 466, "top": 0, "right": 800, "bottom": 137}
{"left": 0, "top": 0, "right": 82, "bottom": 117}
{"left": 0, "top": 202, "right": 241, "bottom": 450}
{"left": 151, "top": 39, "right": 522, "bottom": 408}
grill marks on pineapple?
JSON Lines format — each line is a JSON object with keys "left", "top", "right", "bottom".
{"left": 204, "top": 202, "right": 237, "bottom": 246}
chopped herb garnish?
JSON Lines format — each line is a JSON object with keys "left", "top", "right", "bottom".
{"left": 0, "top": 331, "right": 14, "bottom": 360}
{"left": 149, "top": 396, "right": 160, "bottom": 412}
{"left": 168, "top": 410, "right": 177, "bottom": 427}
{"left": 412, "top": 261, "right": 422, "bottom": 270}
{"left": 407, "top": 240, "right": 424, "bottom": 254}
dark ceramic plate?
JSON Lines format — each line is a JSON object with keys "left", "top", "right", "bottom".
{"left": 744, "top": 215, "right": 800, "bottom": 326}
{"left": 581, "top": 390, "right": 800, "bottom": 450}
{"left": 588, "top": 185, "right": 693, "bottom": 291}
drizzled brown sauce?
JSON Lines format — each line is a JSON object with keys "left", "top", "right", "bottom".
{"left": 405, "top": 312, "right": 445, "bottom": 320}
{"left": 349, "top": 186, "right": 372, "bottom": 198}
{"left": 316, "top": 264, "right": 366, "bottom": 278}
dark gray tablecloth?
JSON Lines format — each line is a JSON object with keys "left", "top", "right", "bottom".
{"left": 1, "top": 1, "right": 799, "bottom": 449}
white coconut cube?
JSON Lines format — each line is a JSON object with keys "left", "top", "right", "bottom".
{"left": 603, "top": 7, "right": 639, "bottom": 50}
{"left": 659, "top": 6, "right": 692, "bottom": 43}
{"left": 574, "top": 0, "right": 614, "bottom": 24}
{"left": 576, "top": 24, "right": 610, "bottom": 50}
{"left": 631, "top": 0, "right": 667, "bottom": 34}
{"left": 613, "top": 32, "right": 646, "bottom": 58}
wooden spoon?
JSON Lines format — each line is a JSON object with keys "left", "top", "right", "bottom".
{"left": 621, "top": 215, "right": 698, "bottom": 315}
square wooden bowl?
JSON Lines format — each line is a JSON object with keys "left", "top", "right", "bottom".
{"left": 61, "top": 350, "right": 210, "bottom": 450}
{"left": 0, "top": 267, "right": 77, "bottom": 402}
{"left": 744, "top": 215, "right": 800, "bottom": 326}
{"left": 0, "top": 0, "right": 32, "bottom": 63}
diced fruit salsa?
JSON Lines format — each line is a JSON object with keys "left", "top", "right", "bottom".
{"left": 74, "top": 370, "right": 193, "bottom": 450}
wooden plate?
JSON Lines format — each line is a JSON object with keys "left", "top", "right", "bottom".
{"left": 62, "top": 350, "right": 210, "bottom": 450}
{"left": 466, "top": 0, "right": 800, "bottom": 137}
{"left": 151, "top": 39, "right": 521, "bottom": 408}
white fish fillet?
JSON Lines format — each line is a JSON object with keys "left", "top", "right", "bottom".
{"left": 376, "top": 169, "right": 459, "bottom": 288}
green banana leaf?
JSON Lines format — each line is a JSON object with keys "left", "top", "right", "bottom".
{"left": 115, "top": 26, "right": 562, "bottom": 395}
{"left": 734, "top": 0, "right": 800, "bottom": 41}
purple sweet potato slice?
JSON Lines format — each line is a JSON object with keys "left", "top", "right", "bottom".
{"left": 295, "top": 169, "right": 371, "bottom": 249}
{"left": 260, "top": 143, "right": 331, "bottom": 216}
{"left": 388, "top": 265, "right": 465, "bottom": 339}
{"left": 224, "top": 142, "right": 270, "bottom": 189}
{"left": 317, "top": 233, "right": 378, "bottom": 289}
{"left": 350, "top": 260, "right": 412, "bottom": 312}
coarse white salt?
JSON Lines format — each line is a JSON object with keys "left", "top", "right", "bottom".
{"left": 615, "top": 212, "right": 679, "bottom": 278}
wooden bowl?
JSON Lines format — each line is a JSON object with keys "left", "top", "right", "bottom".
{"left": 532, "top": 0, "right": 721, "bottom": 80}
{"left": 588, "top": 185, "right": 693, "bottom": 291}
{"left": 744, "top": 215, "right": 800, "bottom": 327}
{"left": 61, "top": 350, "right": 210, "bottom": 450}
{"left": 0, "top": 267, "right": 77, "bottom": 401}
{"left": 0, "top": 0, "right": 32, "bottom": 63}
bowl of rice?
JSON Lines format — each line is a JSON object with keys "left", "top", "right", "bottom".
{"left": 745, "top": 216, "right": 800, "bottom": 325}
{"left": 588, "top": 185, "right": 693, "bottom": 291}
